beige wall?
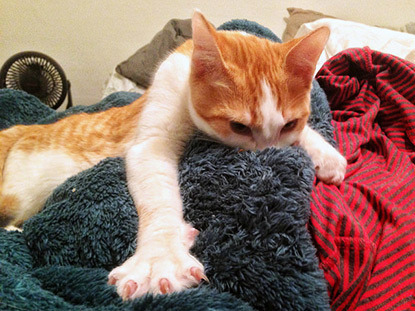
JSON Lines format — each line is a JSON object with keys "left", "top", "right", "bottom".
{"left": 1, "top": 0, "right": 414, "bottom": 107}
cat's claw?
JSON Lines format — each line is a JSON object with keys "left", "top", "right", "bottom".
{"left": 190, "top": 266, "right": 208, "bottom": 283}
{"left": 122, "top": 280, "right": 138, "bottom": 300}
{"left": 159, "top": 278, "right": 172, "bottom": 294}
{"left": 108, "top": 275, "right": 117, "bottom": 286}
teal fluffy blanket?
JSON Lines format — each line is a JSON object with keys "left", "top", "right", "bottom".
{"left": 0, "top": 20, "right": 331, "bottom": 311}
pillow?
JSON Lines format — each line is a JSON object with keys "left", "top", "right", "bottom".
{"left": 116, "top": 19, "right": 192, "bottom": 89}
{"left": 282, "top": 8, "right": 334, "bottom": 42}
{"left": 282, "top": 7, "right": 415, "bottom": 43}
{"left": 296, "top": 18, "right": 415, "bottom": 75}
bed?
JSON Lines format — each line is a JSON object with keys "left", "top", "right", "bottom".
{"left": 1, "top": 10, "right": 415, "bottom": 311}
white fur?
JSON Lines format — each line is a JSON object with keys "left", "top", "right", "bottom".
{"left": 260, "top": 80, "right": 284, "bottom": 139}
{"left": 250, "top": 80, "right": 285, "bottom": 149}
{"left": 110, "top": 51, "right": 204, "bottom": 297}
{"left": 127, "top": 52, "right": 194, "bottom": 217}
{"left": 3, "top": 149, "right": 85, "bottom": 224}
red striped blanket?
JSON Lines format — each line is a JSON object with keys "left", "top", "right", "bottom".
{"left": 312, "top": 47, "right": 415, "bottom": 310}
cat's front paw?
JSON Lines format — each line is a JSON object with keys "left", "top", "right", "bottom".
{"left": 313, "top": 146, "right": 347, "bottom": 185}
{"left": 108, "top": 247, "right": 206, "bottom": 300}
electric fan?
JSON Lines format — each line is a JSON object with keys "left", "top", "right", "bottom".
{"left": 0, "top": 51, "right": 73, "bottom": 109}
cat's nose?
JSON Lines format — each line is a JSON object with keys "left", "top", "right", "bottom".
{"left": 254, "top": 137, "right": 276, "bottom": 150}
{"left": 253, "top": 129, "right": 280, "bottom": 150}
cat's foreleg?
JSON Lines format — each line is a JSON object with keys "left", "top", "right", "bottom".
{"left": 299, "top": 124, "right": 347, "bottom": 185}
{"left": 108, "top": 137, "right": 205, "bottom": 299}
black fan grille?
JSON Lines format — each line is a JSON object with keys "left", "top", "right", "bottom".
{"left": 1, "top": 52, "right": 68, "bottom": 109}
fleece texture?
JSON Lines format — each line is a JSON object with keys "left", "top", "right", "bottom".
{"left": 0, "top": 20, "right": 331, "bottom": 311}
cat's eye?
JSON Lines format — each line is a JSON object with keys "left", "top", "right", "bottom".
{"left": 282, "top": 119, "right": 298, "bottom": 132}
{"left": 230, "top": 121, "right": 251, "bottom": 136}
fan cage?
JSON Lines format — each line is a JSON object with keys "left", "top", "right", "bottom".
{"left": 0, "top": 51, "right": 69, "bottom": 109}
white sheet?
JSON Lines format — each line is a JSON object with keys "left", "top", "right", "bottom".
{"left": 295, "top": 18, "right": 415, "bottom": 75}
{"left": 102, "top": 70, "right": 145, "bottom": 99}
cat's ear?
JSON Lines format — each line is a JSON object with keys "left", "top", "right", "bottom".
{"left": 284, "top": 27, "right": 330, "bottom": 88}
{"left": 191, "top": 10, "right": 226, "bottom": 78}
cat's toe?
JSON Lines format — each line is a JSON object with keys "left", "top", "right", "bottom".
{"left": 316, "top": 165, "right": 345, "bottom": 185}
{"left": 190, "top": 266, "right": 207, "bottom": 282}
{"left": 121, "top": 280, "right": 139, "bottom": 300}
{"left": 183, "top": 225, "right": 200, "bottom": 249}
{"left": 159, "top": 278, "right": 172, "bottom": 294}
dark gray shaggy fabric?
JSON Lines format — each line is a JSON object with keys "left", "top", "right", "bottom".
{"left": 0, "top": 20, "right": 331, "bottom": 311}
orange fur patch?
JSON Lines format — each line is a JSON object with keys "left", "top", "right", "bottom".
{"left": 10, "top": 95, "right": 146, "bottom": 164}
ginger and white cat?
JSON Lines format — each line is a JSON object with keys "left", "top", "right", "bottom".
{"left": 0, "top": 11, "right": 346, "bottom": 299}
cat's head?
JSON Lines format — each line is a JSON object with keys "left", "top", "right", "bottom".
{"left": 188, "top": 11, "right": 329, "bottom": 150}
